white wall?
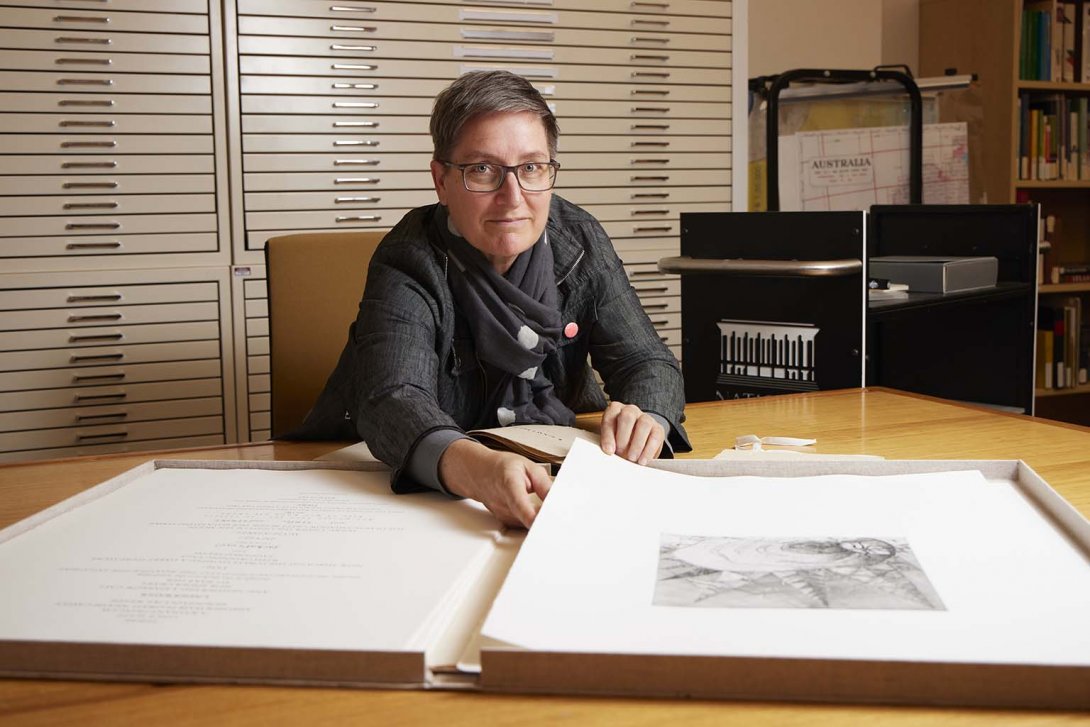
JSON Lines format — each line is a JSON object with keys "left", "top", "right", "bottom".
{"left": 749, "top": 0, "right": 919, "bottom": 78}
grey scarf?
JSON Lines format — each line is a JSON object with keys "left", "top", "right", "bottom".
{"left": 435, "top": 206, "right": 576, "bottom": 428}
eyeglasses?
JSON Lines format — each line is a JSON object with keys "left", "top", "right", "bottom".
{"left": 441, "top": 160, "right": 560, "bottom": 192}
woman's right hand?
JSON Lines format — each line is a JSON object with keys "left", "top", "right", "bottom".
{"left": 438, "top": 438, "right": 552, "bottom": 528}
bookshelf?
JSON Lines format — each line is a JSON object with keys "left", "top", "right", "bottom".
{"left": 919, "top": 0, "right": 1090, "bottom": 426}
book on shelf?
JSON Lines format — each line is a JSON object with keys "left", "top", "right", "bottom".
{"left": 1037, "top": 297, "right": 1087, "bottom": 389}
{"left": 1018, "top": 94, "right": 1090, "bottom": 182}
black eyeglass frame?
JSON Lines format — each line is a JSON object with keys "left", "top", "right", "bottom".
{"left": 439, "top": 160, "right": 561, "bottom": 192}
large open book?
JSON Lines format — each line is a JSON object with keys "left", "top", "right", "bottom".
{"left": 2, "top": 446, "right": 1090, "bottom": 707}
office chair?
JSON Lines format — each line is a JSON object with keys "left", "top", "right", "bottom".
{"left": 265, "top": 230, "right": 386, "bottom": 438}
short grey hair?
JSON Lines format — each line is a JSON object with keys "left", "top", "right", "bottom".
{"left": 430, "top": 70, "right": 559, "bottom": 161}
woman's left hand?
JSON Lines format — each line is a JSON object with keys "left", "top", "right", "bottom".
{"left": 598, "top": 401, "right": 665, "bottom": 466}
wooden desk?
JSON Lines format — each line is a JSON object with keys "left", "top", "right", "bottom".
{"left": 2, "top": 388, "right": 1089, "bottom": 725}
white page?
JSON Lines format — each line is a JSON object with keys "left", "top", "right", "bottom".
{"left": 0, "top": 467, "right": 500, "bottom": 653}
{"left": 482, "top": 440, "right": 1090, "bottom": 666}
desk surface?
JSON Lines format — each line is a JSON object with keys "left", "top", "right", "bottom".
{"left": 2, "top": 388, "right": 1090, "bottom": 725}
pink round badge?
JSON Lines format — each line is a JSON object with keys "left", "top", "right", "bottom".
{"left": 564, "top": 322, "right": 579, "bottom": 339}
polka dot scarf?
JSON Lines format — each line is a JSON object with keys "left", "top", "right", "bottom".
{"left": 435, "top": 206, "right": 576, "bottom": 428}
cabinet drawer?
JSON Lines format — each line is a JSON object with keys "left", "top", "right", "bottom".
{"left": 0, "top": 134, "right": 213, "bottom": 155}
{"left": 558, "top": 152, "right": 733, "bottom": 170}
{"left": 0, "top": 358, "right": 223, "bottom": 393}
{"left": 0, "top": 281, "right": 218, "bottom": 310}
{"left": 4, "top": 92, "right": 213, "bottom": 115}
{"left": 581, "top": 201, "right": 730, "bottom": 225}
{"left": 3, "top": 302, "right": 220, "bottom": 333}
{"left": 238, "top": 56, "right": 725, "bottom": 85}
{"left": 0, "top": 378, "right": 222, "bottom": 413}
{"left": 243, "top": 152, "right": 433, "bottom": 173}
{"left": 0, "top": 194, "right": 216, "bottom": 218}
{"left": 5, "top": 321, "right": 221, "bottom": 353}
{"left": 242, "top": 134, "right": 431, "bottom": 154}
{"left": 636, "top": 296, "right": 681, "bottom": 315}
{"left": 240, "top": 95, "right": 432, "bottom": 116}
{"left": 0, "top": 71, "right": 211, "bottom": 94}
{"left": 0, "top": 28, "right": 209, "bottom": 54}
{"left": 4, "top": 8, "right": 208, "bottom": 34}
{"left": 563, "top": 169, "right": 731, "bottom": 188}
{"left": 0, "top": 232, "right": 220, "bottom": 258}
{"left": 0, "top": 396, "right": 223, "bottom": 434}
{"left": 238, "top": 16, "right": 726, "bottom": 53}
{"left": 0, "top": 174, "right": 215, "bottom": 196}
{"left": 243, "top": 170, "right": 431, "bottom": 192}
{"left": 0, "top": 339, "right": 222, "bottom": 373}
{"left": 5, "top": 155, "right": 215, "bottom": 174}
{"left": 641, "top": 311, "right": 681, "bottom": 331}
{"left": 0, "top": 432, "right": 226, "bottom": 463}
{"left": 0, "top": 415, "right": 224, "bottom": 454}
{"left": 236, "top": 0, "right": 730, "bottom": 36}
{"left": 237, "top": 36, "right": 730, "bottom": 69}
{"left": 551, "top": 136, "right": 733, "bottom": 153}
{"left": 245, "top": 207, "right": 415, "bottom": 234}
{"left": 2, "top": 213, "right": 218, "bottom": 238}
{"left": 2, "top": 114, "right": 213, "bottom": 134}
{"left": 632, "top": 278, "right": 680, "bottom": 297}
{"left": 0, "top": 49, "right": 210, "bottom": 75}
{"left": 2, "top": 0, "right": 207, "bottom": 14}
{"left": 244, "top": 188, "right": 431, "bottom": 212}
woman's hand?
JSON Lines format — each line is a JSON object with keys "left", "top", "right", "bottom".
{"left": 438, "top": 438, "right": 552, "bottom": 528}
{"left": 599, "top": 401, "right": 665, "bottom": 465}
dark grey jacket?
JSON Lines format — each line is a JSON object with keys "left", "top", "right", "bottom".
{"left": 294, "top": 196, "right": 690, "bottom": 490}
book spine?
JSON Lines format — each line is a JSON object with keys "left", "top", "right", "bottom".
{"left": 1083, "top": 0, "right": 1090, "bottom": 81}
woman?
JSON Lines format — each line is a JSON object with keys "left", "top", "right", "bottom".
{"left": 298, "top": 71, "right": 690, "bottom": 526}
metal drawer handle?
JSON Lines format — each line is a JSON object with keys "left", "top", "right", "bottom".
{"left": 335, "top": 158, "right": 380, "bottom": 165}
{"left": 632, "top": 36, "right": 670, "bottom": 43}
{"left": 57, "top": 78, "right": 114, "bottom": 86}
{"left": 631, "top": 141, "right": 670, "bottom": 147}
{"left": 629, "top": 270, "right": 664, "bottom": 277}
{"left": 68, "top": 313, "right": 122, "bottom": 322}
{"left": 632, "top": 176, "right": 669, "bottom": 181}
{"left": 632, "top": 158, "right": 669, "bottom": 164}
{"left": 64, "top": 201, "right": 118, "bottom": 209}
{"left": 333, "top": 121, "right": 379, "bottom": 128}
{"left": 634, "top": 226, "right": 672, "bottom": 233}
{"left": 461, "top": 29, "right": 555, "bottom": 41}
{"left": 657, "top": 256, "right": 864, "bottom": 277}
{"left": 632, "top": 124, "right": 670, "bottom": 130}
{"left": 632, "top": 89, "right": 670, "bottom": 96}
{"left": 632, "top": 19, "right": 670, "bottom": 26}
{"left": 55, "top": 36, "right": 111, "bottom": 44}
{"left": 76, "top": 412, "right": 128, "bottom": 423}
{"left": 332, "top": 82, "right": 377, "bottom": 89}
{"left": 331, "top": 63, "right": 377, "bottom": 70}
{"left": 336, "top": 215, "right": 381, "bottom": 222}
{"left": 70, "top": 352, "right": 124, "bottom": 362}
{"left": 330, "top": 5, "right": 377, "bottom": 11}
{"left": 69, "top": 332, "right": 123, "bottom": 343}
{"left": 334, "top": 177, "right": 379, "bottom": 184}
{"left": 334, "top": 140, "right": 379, "bottom": 146}
{"left": 335, "top": 196, "right": 380, "bottom": 203}
{"left": 60, "top": 120, "right": 115, "bottom": 127}
{"left": 632, "top": 107, "right": 670, "bottom": 113}
{"left": 632, "top": 209, "right": 669, "bottom": 215}
{"left": 330, "top": 44, "right": 377, "bottom": 51}
{"left": 631, "top": 2, "right": 670, "bottom": 7}
{"left": 61, "top": 140, "right": 116, "bottom": 147}
{"left": 332, "top": 101, "right": 379, "bottom": 108}
{"left": 631, "top": 54, "right": 669, "bottom": 61}
{"left": 649, "top": 319, "right": 669, "bottom": 326}
{"left": 55, "top": 57, "right": 111, "bottom": 65}
{"left": 66, "top": 222, "right": 121, "bottom": 230}
{"left": 76, "top": 430, "right": 128, "bottom": 441}
{"left": 72, "top": 372, "right": 125, "bottom": 382}
{"left": 638, "top": 286, "right": 670, "bottom": 293}
{"left": 632, "top": 192, "right": 669, "bottom": 198}
{"left": 642, "top": 302, "right": 670, "bottom": 310}
{"left": 63, "top": 181, "right": 118, "bottom": 189}
{"left": 632, "top": 71, "right": 670, "bottom": 78}
{"left": 330, "top": 25, "right": 377, "bottom": 32}
{"left": 59, "top": 99, "right": 114, "bottom": 107}
{"left": 68, "top": 293, "right": 121, "bottom": 302}
{"left": 54, "top": 15, "right": 110, "bottom": 23}
{"left": 74, "top": 392, "right": 127, "bottom": 403}
{"left": 61, "top": 160, "right": 116, "bottom": 168}
{"left": 66, "top": 241, "right": 121, "bottom": 249}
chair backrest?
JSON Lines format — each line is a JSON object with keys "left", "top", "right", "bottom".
{"left": 265, "top": 230, "right": 386, "bottom": 438}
